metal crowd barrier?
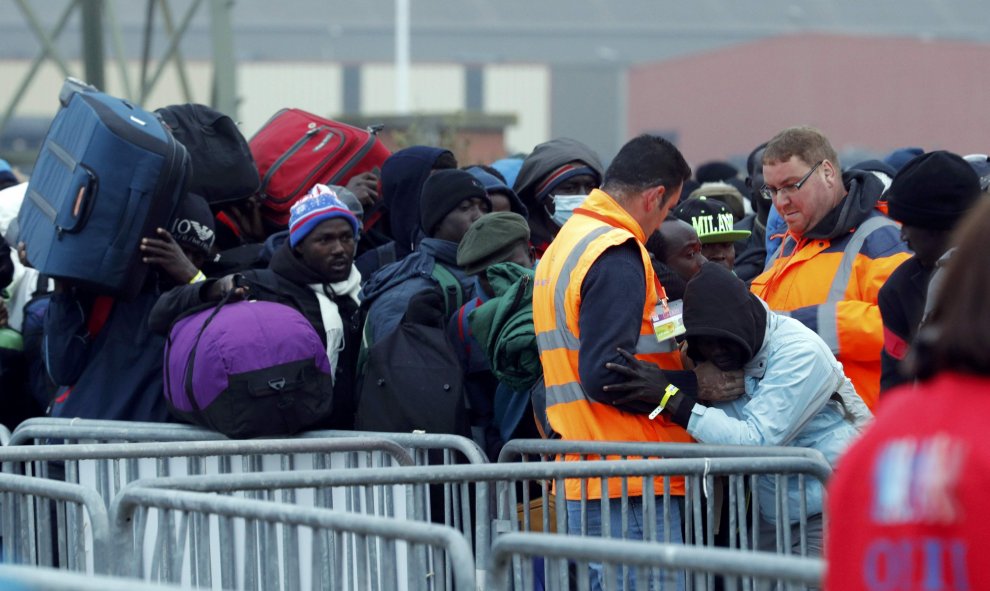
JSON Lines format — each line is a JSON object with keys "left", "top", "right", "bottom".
{"left": 488, "top": 532, "right": 825, "bottom": 591}
{"left": 0, "top": 473, "right": 110, "bottom": 574}
{"left": 499, "top": 439, "right": 830, "bottom": 463}
{"left": 0, "top": 437, "right": 414, "bottom": 510}
{"left": 0, "top": 437, "right": 417, "bottom": 580}
{"left": 10, "top": 420, "right": 490, "bottom": 466}
{"left": 304, "top": 429, "right": 488, "bottom": 466}
{"left": 0, "top": 564, "right": 188, "bottom": 590}
{"left": 124, "top": 456, "right": 830, "bottom": 587}
{"left": 9, "top": 418, "right": 222, "bottom": 445}
{"left": 110, "top": 486, "right": 476, "bottom": 590}
{"left": 501, "top": 439, "right": 833, "bottom": 559}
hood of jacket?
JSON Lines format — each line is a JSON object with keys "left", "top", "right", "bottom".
{"left": 359, "top": 237, "right": 459, "bottom": 304}
{"left": 683, "top": 262, "right": 767, "bottom": 364}
{"left": 268, "top": 239, "right": 333, "bottom": 285}
{"left": 466, "top": 166, "right": 529, "bottom": 218}
{"left": 377, "top": 146, "right": 453, "bottom": 258}
{"left": 804, "top": 169, "right": 886, "bottom": 241}
{"left": 513, "top": 139, "right": 603, "bottom": 249}
{"left": 469, "top": 262, "right": 540, "bottom": 392}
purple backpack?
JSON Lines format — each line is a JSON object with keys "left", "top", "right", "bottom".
{"left": 164, "top": 299, "right": 333, "bottom": 438}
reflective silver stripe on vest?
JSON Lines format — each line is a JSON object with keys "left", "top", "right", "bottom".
{"left": 818, "top": 215, "right": 898, "bottom": 353}
{"left": 825, "top": 215, "right": 898, "bottom": 301}
{"left": 545, "top": 382, "right": 586, "bottom": 408}
{"left": 816, "top": 301, "right": 840, "bottom": 354}
{"left": 537, "top": 226, "right": 614, "bottom": 353}
{"left": 542, "top": 225, "right": 672, "bottom": 408}
{"left": 539, "top": 325, "right": 678, "bottom": 355}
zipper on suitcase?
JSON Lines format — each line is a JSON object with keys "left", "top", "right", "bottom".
{"left": 292, "top": 131, "right": 348, "bottom": 197}
{"left": 260, "top": 127, "right": 324, "bottom": 200}
{"left": 328, "top": 135, "right": 378, "bottom": 185}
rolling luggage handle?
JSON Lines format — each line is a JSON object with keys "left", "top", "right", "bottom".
{"left": 26, "top": 166, "right": 98, "bottom": 237}
{"left": 58, "top": 166, "right": 98, "bottom": 236}
{"left": 63, "top": 166, "right": 99, "bottom": 234}
{"left": 58, "top": 76, "right": 99, "bottom": 107}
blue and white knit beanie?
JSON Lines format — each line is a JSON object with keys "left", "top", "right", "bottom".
{"left": 288, "top": 184, "right": 360, "bottom": 247}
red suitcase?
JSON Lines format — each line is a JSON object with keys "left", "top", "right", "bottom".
{"left": 249, "top": 108, "right": 391, "bottom": 226}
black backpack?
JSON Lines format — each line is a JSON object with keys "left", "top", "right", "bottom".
{"left": 19, "top": 274, "right": 58, "bottom": 412}
{"left": 355, "top": 264, "right": 470, "bottom": 436}
{"left": 156, "top": 103, "right": 260, "bottom": 205}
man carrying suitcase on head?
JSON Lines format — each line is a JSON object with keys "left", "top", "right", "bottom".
{"left": 40, "top": 194, "right": 215, "bottom": 422}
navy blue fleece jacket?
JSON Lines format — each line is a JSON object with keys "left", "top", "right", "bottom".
{"left": 578, "top": 242, "right": 697, "bottom": 408}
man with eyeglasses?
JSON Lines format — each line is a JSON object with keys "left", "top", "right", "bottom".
{"left": 749, "top": 126, "right": 911, "bottom": 410}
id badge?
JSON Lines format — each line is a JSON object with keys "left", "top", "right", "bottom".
{"left": 652, "top": 299, "right": 685, "bottom": 342}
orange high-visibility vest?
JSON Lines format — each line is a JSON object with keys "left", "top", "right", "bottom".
{"left": 533, "top": 189, "right": 693, "bottom": 500}
{"left": 751, "top": 211, "right": 911, "bottom": 409}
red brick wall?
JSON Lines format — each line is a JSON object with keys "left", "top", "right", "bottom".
{"left": 628, "top": 34, "right": 990, "bottom": 166}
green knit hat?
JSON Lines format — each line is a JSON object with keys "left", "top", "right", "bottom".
{"left": 456, "top": 212, "right": 531, "bottom": 276}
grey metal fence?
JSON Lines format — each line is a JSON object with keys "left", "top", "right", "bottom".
{"left": 0, "top": 436, "right": 417, "bottom": 580}
{"left": 488, "top": 532, "right": 825, "bottom": 591}
{"left": 110, "top": 486, "right": 476, "bottom": 590}
{"left": 11, "top": 420, "right": 490, "bottom": 466}
{"left": 0, "top": 563, "right": 189, "bottom": 590}
{"left": 303, "top": 429, "right": 488, "bottom": 466}
{"left": 500, "top": 439, "right": 833, "bottom": 559}
{"left": 0, "top": 472, "right": 110, "bottom": 574}
{"left": 9, "top": 418, "right": 222, "bottom": 446}
{"left": 123, "top": 456, "right": 831, "bottom": 587}
{"left": 0, "top": 437, "right": 415, "bottom": 509}
{"left": 9, "top": 419, "right": 488, "bottom": 464}
{"left": 498, "top": 439, "right": 830, "bottom": 464}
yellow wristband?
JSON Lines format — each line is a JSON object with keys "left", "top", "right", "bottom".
{"left": 648, "top": 384, "right": 680, "bottom": 420}
{"left": 188, "top": 270, "right": 206, "bottom": 284}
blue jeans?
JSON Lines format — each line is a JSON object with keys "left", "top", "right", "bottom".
{"left": 566, "top": 497, "right": 686, "bottom": 591}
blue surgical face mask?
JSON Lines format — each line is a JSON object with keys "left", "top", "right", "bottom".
{"left": 549, "top": 194, "right": 588, "bottom": 226}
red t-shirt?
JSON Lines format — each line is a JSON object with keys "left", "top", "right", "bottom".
{"left": 826, "top": 372, "right": 990, "bottom": 590}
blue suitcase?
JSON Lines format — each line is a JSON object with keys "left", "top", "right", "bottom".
{"left": 18, "top": 79, "right": 189, "bottom": 300}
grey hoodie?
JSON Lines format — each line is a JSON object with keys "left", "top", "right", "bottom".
{"left": 513, "top": 138, "right": 603, "bottom": 251}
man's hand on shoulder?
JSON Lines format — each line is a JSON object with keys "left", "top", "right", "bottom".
{"left": 603, "top": 347, "right": 668, "bottom": 409}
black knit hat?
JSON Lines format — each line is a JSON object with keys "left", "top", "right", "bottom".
{"left": 695, "top": 161, "right": 738, "bottom": 183}
{"left": 887, "top": 150, "right": 981, "bottom": 231}
{"left": 683, "top": 262, "right": 767, "bottom": 365}
{"left": 419, "top": 169, "right": 490, "bottom": 236}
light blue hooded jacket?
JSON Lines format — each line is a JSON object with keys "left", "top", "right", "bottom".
{"left": 687, "top": 305, "right": 872, "bottom": 523}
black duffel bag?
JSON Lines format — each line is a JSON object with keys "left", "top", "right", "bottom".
{"left": 156, "top": 103, "right": 260, "bottom": 205}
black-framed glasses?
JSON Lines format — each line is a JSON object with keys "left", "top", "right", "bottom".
{"left": 760, "top": 160, "right": 823, "bottom": 201}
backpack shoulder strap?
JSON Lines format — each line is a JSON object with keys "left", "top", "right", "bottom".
{"left": 34, "top": 274, "right": 52, "bottom": 296}
{"left": 430, "top": 263, "right": 463, "bottom": 317}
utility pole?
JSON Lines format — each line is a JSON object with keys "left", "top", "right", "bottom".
{"left": 80, "top": 0, "right": 105, "bottom": 89}
{"left": 210, "top": 0, "right": 238, "bottom": 117}
{"left": 395, "top": 0, "right": 410, "bottom": 114}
